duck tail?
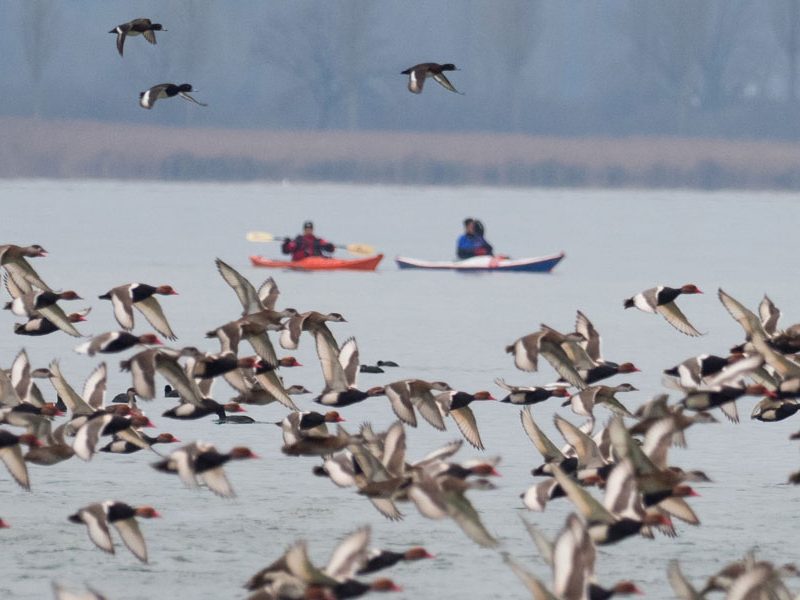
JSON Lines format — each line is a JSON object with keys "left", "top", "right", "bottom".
{"left": 623, "top": 298, "right": 635, "bottom": 309}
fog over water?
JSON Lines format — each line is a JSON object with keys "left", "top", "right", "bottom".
{"left": 0, "top": 180, "right": 798, "bottom": 599}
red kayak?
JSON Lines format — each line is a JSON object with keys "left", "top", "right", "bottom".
{"left": 249, "top": 254, "right": 383, "bottom": 271}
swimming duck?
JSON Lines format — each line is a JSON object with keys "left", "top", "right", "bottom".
{"left": 401, "top": 63, "right": 462, "bottom": 94}
{"left": 139, "top": 83, "right": 207, "bottom": 109}
{"left": 99, "top": 283, "right": 178, "bottom": 340}
{"left": 624, "top": 284, "right": 704, "bottom": 336}
{"left": 109, "top": 18, "right": 165, "bottom": 56}
{"left": 68, "top": 500, "right": 160, "bottom": 562}
{"left": 360, "top": 360, "right": 399, "bottom": 374}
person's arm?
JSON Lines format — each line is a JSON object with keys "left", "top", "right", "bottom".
{"left": 481, "top": 238, "right": 493, "bottom": 256}
{"left": 281, "top": 237, "right": 296, "bottom": 254}
{"left": 456, "top": 234, "right": 474, "bottom": 259}
{"left": 317, "top": 238, "right": 335, "bottom": 253}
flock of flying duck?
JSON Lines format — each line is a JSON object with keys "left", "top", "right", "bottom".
{"left": 1, "top": 240, "right": 799, "bottom": 600}
{"left": 108, "top": 17, "right": 462, "bottom": 111}
{"left": 3, "top": 15, "right": 799, "bottom": 600}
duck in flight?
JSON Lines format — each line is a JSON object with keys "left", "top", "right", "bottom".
{"left": 401, "top": 63, "right": 463, "bottom": 95}
{"left": 139, "top": 83, "right": 207, "bottom": 109}
{"left": 109, "top": 18, "right": 165, "bottom": 56}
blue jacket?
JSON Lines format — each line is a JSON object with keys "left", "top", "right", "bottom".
{"left": 457, "top": 233, "right": 493, "bottom": 259}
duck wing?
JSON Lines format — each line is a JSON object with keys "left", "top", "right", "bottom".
{"left": 0, "top": 442, "right": 30, "bottom": 490}
{"left": 520, "top": 515, "right": 555, "bottom": 567}
{"left": 656, "top": 301, "right": 703, "bottom": 337}
{"left": 76, "top": 504, "right": 114, "bottom": 554}
{"left": 82, "top": 362, "right": 107, "bottom": 410}
{"left": 433, "top": 72, "right": 462, "bottom": 94}
{"left": 215, "top": 258, "right": 262, "bottom": 315}
{"left": 111, "top": 517, "right": 148, "bottom": 563}
{"left": 408, "top": 383, "right": 446, "bottom": 430}
{"left": 314, "top": 331, "right": 348, "bottom": 392}
{"left": 575, "top": 310, "right": 603, "bottom": 363}
{"left": 338, "top": 337, "right": 360, "bottom": 388}
{"left": 449, "top": 406, "right": 484, "bottom": 450}
{"left": 37, "top": 303, "right": 82, "bottom": 337}
{"left": 134, "top": 296, "right": 177, "bottom": 340}
{"left": 257, "top": 277, "right": 280, "bottom": 311}
{"left": 324, "top": 526, "right": 370, "bottom": 581}
{"left": 369, "top": 497, "right": 403, "bottom": 521}
{"left": 384, "top": 382, "right": 418, "bottom": 427}
{"left": 254, "top": 369, "right": 298, "bottom": 411}
{"left": 198, "top": 465, "right": 235, "bottom": 498}
{"left": 2, "top": 256, "right": 50, "bottom": 292}
{"left": 108, "top": 286, "right": 135, "bottom": 330}
{"left": 521, "top": 408, "right": 565, "bottom": 463}
{"left": 380, "top": 420, "right": 406, "bottom": 476}
{"left": 551, "top": 464, "right": 616, "bottom": 525}
{"left": 246, "top": 332, "right": 279, "bottom": 368}
{"left": 503, "top": 552, "right": 558, "bottom": 600}
{"left": 286, "top": 541, "right": 340, "bottom": 587}
{"left": 443, "top": 488, "right": 498, "bottom": 548}
{"left": 49, "top": 361, "right": 94, "bottom": 416}
{"left": 554, "top": 415, "right": 605, "bottom": 470}
{"left": 154, "top": 352, "right": 204, "bottom": 406}
{"left": 667, "top": 560, "right": 703, "bottom": 600}
{"left": 406, "top": 68, "right": 425, "bottom": 93}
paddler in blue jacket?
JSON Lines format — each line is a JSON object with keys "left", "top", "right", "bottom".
{"left": 456, "top": 218, "right": 494, "bottom": 259}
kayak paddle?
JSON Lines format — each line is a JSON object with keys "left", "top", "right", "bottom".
{"left": 245, "top": 231, "right": 376, "bottom": 256}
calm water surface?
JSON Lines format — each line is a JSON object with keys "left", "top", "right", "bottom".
{"left": 1, "top": 180, "right": 799, "bottom": 599}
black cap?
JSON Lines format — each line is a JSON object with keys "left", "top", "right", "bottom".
{"left": 303, "top": 221, "right": 314, "bottom": 229}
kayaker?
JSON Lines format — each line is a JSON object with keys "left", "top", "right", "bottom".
{"left": 456, "top": 218, "right": 494, "bottom": 259}
{"left": 281, "top": 221, "right": 335, "bottom": 261}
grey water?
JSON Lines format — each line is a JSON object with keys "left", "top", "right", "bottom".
{"left": 1, "top": 180, "right": 799, "bottom": 599}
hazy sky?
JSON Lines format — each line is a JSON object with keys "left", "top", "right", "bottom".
{"left": 2, "top": 1, "right": 797, "bottom": 139}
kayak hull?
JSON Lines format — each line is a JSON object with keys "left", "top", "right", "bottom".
{"left": 250, "top": 254, "right": 384, "bottom": 271}
{"left": 395, "top": 252, "right": 565, "bottom": 272}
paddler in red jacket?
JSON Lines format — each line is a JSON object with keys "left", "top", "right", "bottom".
{"left": 281, "top": 221, "right": 335, "bottom": 261}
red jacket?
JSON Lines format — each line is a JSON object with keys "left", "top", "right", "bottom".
{"left": 281, "top": 234, "right": 334, "bottom": 261}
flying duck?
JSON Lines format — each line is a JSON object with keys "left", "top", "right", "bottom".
{"left": 68, "top": 500, "right": 160, "bottom": 562}
{"left": 401, "top": 63, "right": 462, "bottom": 94}
{"left": 109, "top": 18, "right": 165, "bottom": 56}
{"left": 139, "top": 83, "right": 207, "bottom": 109}
{"left": 623, "top": 284, "right": 704, "bottom": 336}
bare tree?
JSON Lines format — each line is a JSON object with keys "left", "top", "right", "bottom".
{"left": 625, "top": 0, "right": 753, "bottom": 126}
{"left": 20, "top": 1, "right": 59, "bottom": 117}
{"left": 772, "top": 0, "right": 800, "bottom": 102}
{"left": 480, "top": 1, "right": 545, "bottom": 129}
{"left": 252, "top": 1, "right": 383, "bottom": 130}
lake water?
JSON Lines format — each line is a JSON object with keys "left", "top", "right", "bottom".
{"left": 1, "top": 180, "right": 799, "bottom": 599}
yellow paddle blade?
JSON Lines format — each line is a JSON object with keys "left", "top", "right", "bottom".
{"left": 246, "top": 231, "right": 277, "bottom": 243}
{"left": 246, "top": 231, "right": 375, "bottom": 255}
{"left": 344, "top": 243, "right": 376, "bottom": 256}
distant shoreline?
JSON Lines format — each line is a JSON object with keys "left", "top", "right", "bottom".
{"left": 3, "top": 116, "right": 800, "bottom": 190}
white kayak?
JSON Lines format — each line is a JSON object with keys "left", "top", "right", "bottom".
{"left": 395, "top": 252, "right": 565, "bottom": 272}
